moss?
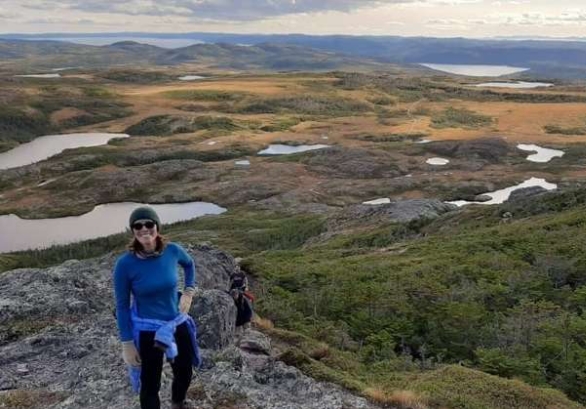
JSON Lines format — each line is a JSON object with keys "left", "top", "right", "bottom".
{"left": 0, "top": 390, "right": 68, "bottom": 409}
{"left": 1, "top": 319, "right": 60, "bottom": 343}
{"left": 260, "top": 117, "right": 302, "bottom": 132}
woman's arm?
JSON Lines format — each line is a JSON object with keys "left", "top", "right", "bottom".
{"left": 175, "top": 244, "right": 196, "bottom": 290}
{"left": 113, "top": 257, "right": 133, "bottom": 342}
{"left": 175, "top": 244, "right": 197, "bottom": 314}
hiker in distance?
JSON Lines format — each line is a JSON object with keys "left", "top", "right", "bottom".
{"left": 113, "top": 206, "right": 200, "bottom": 409}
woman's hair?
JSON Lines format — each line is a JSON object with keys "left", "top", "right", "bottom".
{"left": 127, "top": 234, "right": 168, "bottom": 254}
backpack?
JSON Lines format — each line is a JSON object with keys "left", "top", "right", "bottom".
{"left": 235, "top": 293, "right": 253, "bottom": 327}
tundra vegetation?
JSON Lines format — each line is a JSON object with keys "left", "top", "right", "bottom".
{"left": 2, "top": 68, "right": 586, "bottom": 409}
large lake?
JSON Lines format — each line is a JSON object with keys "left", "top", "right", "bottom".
{"left": 0, "top": 133, "right": 129, "bottom": 170}
{"left": 420, "top": 63, "right": 529, "bottom": 77}
{"left": 15, "top": 73, "right": 61, "bottom": 78}
{"left": 473, "top": 81, "right": 553, "bottom": 89}
{"left": 39, "top": 37, "right": 204, "bottom": 49}
{"left": 0, "top": 202, "right": 227, "bottom": 253}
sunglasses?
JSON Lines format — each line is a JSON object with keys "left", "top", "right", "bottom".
{"left": 132, "top": 221, "right": 156, "bottom": 230}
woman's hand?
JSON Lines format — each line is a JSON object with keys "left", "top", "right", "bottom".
{"left": 179, "top": 287, "right": 197, "bottom": 314}
{"left": 122, "top": 341, "right": 141, "bottom": 367}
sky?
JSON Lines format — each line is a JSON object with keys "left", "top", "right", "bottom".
{"left": 1, "top": 0, "right": 586, "bottom": 38}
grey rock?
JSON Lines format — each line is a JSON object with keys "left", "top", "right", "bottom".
{"left": 298, "top": 147, "right": 404, "bottom": 179}
{"left": 507, "top": 186, "right": 548, "bottom": 202}
{"left": 191, "top": 290, "right": 236, "bottom": 350}
{"left": 239, "top": 330, "right": 271, "bottom": 355}
{"left": 424, "top": 137, "right": 514, "bottom": 163}
{"left": 333, "top": 199, "right": 456, "bottom": 226}
{"left": 0, "top": 245, "right": 376, "bottom": 409}
{"left": 305, "top": 199, "right": 455, "bottom": 246}
{"left": 182, "top": 243, "right": 238, "bottom": 290}
{"left": 199, "top": 358, "right": 377, "bottom": 409}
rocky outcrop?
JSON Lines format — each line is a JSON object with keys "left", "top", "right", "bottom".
{"left": 423, "top": 137, "right": 516, "bottom": 163}
{"left": 298, "top": 147, "right": 405, "bottom": 179}
{"left": 507, "top": 186, "right": 548, "bottom": 203}
{"left": 331, "top": 199, "right": 456, "bottom": 227}
{"left": 302, "top": 199, "right": 456, "bottom": 245}
{"left": 0, "top": 244, "right": 378, "bottom": 409}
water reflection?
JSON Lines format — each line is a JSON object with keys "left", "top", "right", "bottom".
{"left": 517, "top": 144, "right": 564, "bottom": 163}
{"left": 473, "top": 81, "right": 553, "bottom": 89}
{"left": 426, "top": 157, "right": 450, "bottom": 165}
{"left": 0, "top": 133, "right": 129, "bottom": 170}
{"left": 15, "top": 74, "right": 61, "bottom": 78}
{"left": 178, "top": 75, "right": 205, "bottom": 81}
{"left": 0, "top": 201, "right": 227, "bottom": 253}
{"left": 420, "top": 63, "right": 528, "bottom": 77}
{"left": 448, "top": 177, "right": 556, "bottom": 207}
{"left": 258, "top": 144, "right": 330, "bottom": 155}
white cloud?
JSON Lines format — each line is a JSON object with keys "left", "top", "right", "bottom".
{"left": 2, "top": 0, "right": 586, "bottom": 38}
{"left": 16, "top": 0, "right": 420, "bottom": 20}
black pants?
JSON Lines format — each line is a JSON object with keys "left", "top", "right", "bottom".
{"left": 138, "top": 322, "right": 194, "bottom": 409}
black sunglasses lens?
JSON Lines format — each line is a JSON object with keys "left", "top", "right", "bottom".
{"left": 132, "top": 221, "right": 155, "bottom": 230}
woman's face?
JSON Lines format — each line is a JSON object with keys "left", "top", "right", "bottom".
{"left": 131, "top": 219, "right": 158, "bottom": 247}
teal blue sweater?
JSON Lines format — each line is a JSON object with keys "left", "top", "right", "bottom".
{"left": 113, "top": 242, "right": 195, "bottom": 341}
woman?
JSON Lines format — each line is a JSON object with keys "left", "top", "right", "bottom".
{"left": 113, "top": 206, "right": 200, "bottom": 409}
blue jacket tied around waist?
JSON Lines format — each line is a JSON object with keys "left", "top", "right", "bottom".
{"left": 128, "top": 305, "right": 201, "bottom": 394}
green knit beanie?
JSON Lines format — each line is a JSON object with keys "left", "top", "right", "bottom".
{"left": 129, "top": 206, "right": 161, "bottom": 229}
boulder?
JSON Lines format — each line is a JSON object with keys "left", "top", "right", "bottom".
{"left": 474, "top": 194, "right": 492, "bottom": 202}
{"left": 191, "top": 289, "right": 236, "bottom": 350}
{"left": 423, "top": 137, "right": 513, "bottom": 163}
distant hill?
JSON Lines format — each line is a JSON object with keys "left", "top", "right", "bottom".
{"left": 182, "top": 34, "right": 586, "bottom": 78}
{"left": 5, "top": 33, "right": 586, "bottom": 78}
{"left": 0, "top": 39, "right": 382, "bottom": 72}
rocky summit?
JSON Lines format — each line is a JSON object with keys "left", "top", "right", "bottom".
{"left": 0, "top": 244, "right": 378, "bottom": 409}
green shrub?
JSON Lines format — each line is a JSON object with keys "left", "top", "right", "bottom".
{"left": 432, "top": 107, "right": 493, "bottom": 129}
{"left": 0, "top": 389, "right": 68, "bottom": 409}
{"left": 164, "top": 90, "right": 246, "bottom": 101}
{"left": 0, "top": 107, "right": 53, "bottom": 151}
{"left": 367, "top": 95, "right": 395, "bottom": 105}
{"left": 125, "top": 115, "right": 239, "bottom": 136}
{"left": 354, "top": 133, "right": 428, "bottom": 142}
{"left": 260, "top": 117, "right": 302, "bottom": 132}
{"left": 101, "top": 70, "right": 174, "bottom": 83}
{"left": 544, "top": 124, "right": 586, "bottom": 135}
{"left": 236, "top": 95, "right": 370, "bottom": 117}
